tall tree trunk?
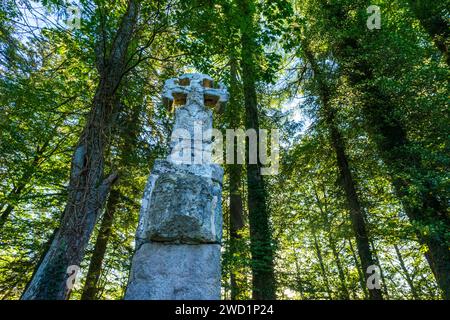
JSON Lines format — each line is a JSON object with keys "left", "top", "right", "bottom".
{"left": 329, "top": 238, "right": 350, "bottom": 300}
{"left": 334, "top": 34, "right": 450, "bottom": 299}
{"left": 237, "top": 0, "right": 276, "bottom": 300}
{"left": 394, "top": 244, "right": 419, "bottom": 299}
{"left": 303, "top": 45, "right": 383, "bottom": 300}
{"left": 328, "top": 120, "right": 382, "bottom": 300}
{"left": 81, "top": 188, "right": 119, "bottom": 300}
{"left": 311, "top": 180, "right": 350, "bottom": 299}
{"left": 81, "top": 87, "right": 143, "bottom": 300}
{"left": 324, "top": 215, "right": 350, "bottom": 299}
{"left": 348, "top": 237, "right": 369, "bottom": 299}
{"left": 21, "top": 1, "right": 140, "bottom": 300}
{"left": 407, "top": 0, "right": 449, "bottom": 65}
{"left": 21, "top": 228, "right": 59, "bottom": 297}
{"left": 227, "top": 55, "right": 245, "bottom": 300}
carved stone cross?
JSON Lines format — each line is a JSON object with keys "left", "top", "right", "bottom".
{"left": 162, "top": 74, "right": 229, "bottom": 165}
{"left": 125, "top": 74, "right": 227, "bottom": 300}
{"left": 162, "top": 73, "right": 229, "bottom": 112}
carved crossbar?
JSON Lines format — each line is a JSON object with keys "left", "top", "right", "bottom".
{"left": 162, "top": 73, "right": 229, "bottom": 112}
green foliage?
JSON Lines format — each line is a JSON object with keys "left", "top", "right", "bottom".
{"left": 0, "top": 0, "right": 448, "bottom": 300}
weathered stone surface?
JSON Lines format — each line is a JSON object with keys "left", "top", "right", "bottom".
{"left": 128, "top": 73, "right": 227, "bottom": 300}
{"left": 135, "top": 160, "right": 223, "bottom": 246}
{"left": 125, "top": 243, "right": 221, "bottom": 300}
{"left": 172, "top": 105, "right": 213, "bottom": 139}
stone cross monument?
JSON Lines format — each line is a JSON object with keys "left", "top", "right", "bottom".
{"left": 125, "top": 74, "right": 228, "bottom": 300}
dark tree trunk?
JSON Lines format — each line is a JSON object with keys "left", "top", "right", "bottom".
{"left": 227, "top": 56, "right": 245, "bottom": 300}
{"left": 237, "top": 0, "right": 276, "bottom": 300}
{"left": 394, "top": 244, "right": 419, "bottom": 299}
{"left": 348, "top": 237, "right": 369, "bottom": 299}
{"left": 328, "top": 122, "right": 382, "bottom": 300}
{"left": 311, "top": 181, "right": 350, "bottom": 299}
{"left": 229, "top": 163, "right": 244, "bottom": 300}
{"left": 21, "top": 1, "right": 140, "bottom": 300}
{"left": 0, "top": 205, "right": 13, "bottom": 229}
{"left": 81, "top": 188, "right": 119, "bottom": 300}
{"left": 323, "top": 213, "right": 350, "bottom": 299}
{"left": 311, "top": 229, "right": 333, "bottom": 299}
{"left": 303, "top": 45, "right": 383, "bottom": 300}
{"left": 329, "top": 238, "right": 350, "bottom": 300}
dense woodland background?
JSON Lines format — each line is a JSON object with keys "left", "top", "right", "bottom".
{"left": 0, "top": 0, "right": 448, "bottom": 300}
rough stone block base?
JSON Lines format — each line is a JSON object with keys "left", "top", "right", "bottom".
{"left": 125, "top": 242, "right": 221, "bottom": 300}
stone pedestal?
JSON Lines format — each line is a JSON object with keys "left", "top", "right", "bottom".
{"left": 124, "top": 74, "right": 228, "bottom": 300}
{"left": 125, "top": 243, "right": 221, "bottom": 300}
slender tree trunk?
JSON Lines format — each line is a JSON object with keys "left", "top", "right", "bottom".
{"left": 236, "top": 0, "right": 276, "bottom": 300}
{"left": 311, "top": 181, "right": 350, "bottom": 299}
{"left": 325, "top": 230, "right": 349, "bottom": 299}
{"left": 21, "top": 228, "right": 59, "bottom": 297}
{"left": 407, "top": 0, "right": 449, "bottom": 65}
{"left": 348, "top": 237, "right": 369, "bottom": 299}
{"left": 81, "top": 188, "right": 119, "bottom": 300}
{"left": 394, "top": 244, "right": 419, "bottom": 299}
{"left": 21, "top": 1, "right": 140, "bottom": 300}
{"left": 303, "top": 45, "right": 382, "bottom": 300}
{"left": 328, "top": 121, "right": 382, "bottom": 300}
{"left": 229, "top": 174, "right": 244, "bottom": 299}
{"left": 311, "top": 229, "right": 333, "bottom": 299}
{"left": 329, "top": 239, "right": 350, "bottom": 300}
